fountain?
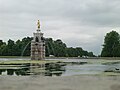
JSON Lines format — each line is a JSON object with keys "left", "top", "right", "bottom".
{"left": 31, "top": 20, "right": 45, "bottom": 60}
{"left": 21, "top": 41, "right": 31, "bottom": 57}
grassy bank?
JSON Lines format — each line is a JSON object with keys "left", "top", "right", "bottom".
{"left": 0, "top": 60, "right": 60, "bottom": 64}
{"left": 0, "top": 56, "right": 31, "bottom": 58}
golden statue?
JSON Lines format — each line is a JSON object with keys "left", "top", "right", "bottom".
{"left": 37, "top": 20, "right": 40, "bottom": 29}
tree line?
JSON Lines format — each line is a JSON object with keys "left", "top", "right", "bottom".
{"left": 0, "top": 37, "right": 95, "bottom": 57}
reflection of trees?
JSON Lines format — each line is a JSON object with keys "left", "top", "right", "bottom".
{"left": 29, "top": 63, "right": 45, "bottom": 75}
{"left": 7, "top": 69, "right": 14, "bottom": 75}
{"left": 0, "top": 63, "right": 66, "bottom": 76}
{"left": 0, "top": 68, "right": 29, "bottom": 76}
{"left": 45, "top": 63, "right": 65, "bottom": 76}
{"left": 15, "top": 68, "right": 29, "bottom": 76}
{"left": 0, "top": 69, "right": 6, "bottom": 75}
{"left": 55, "top": 72, "right": 62, "bottom": 76}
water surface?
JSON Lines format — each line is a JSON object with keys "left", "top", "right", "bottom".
{"left": 0, "top": 58, "right": 120, "bottom": 76}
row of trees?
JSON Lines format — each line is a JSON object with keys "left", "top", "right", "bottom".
{"left": 0, "top": 37, "right": 95, "bottom": 57}
{"left": 101, "top": 31, "right": 120, "bottom": 57}
{"left": 45, "top": 38, "right": 95, "bottom": 57}
{"left": 0, "top": 37, "right": 32, "bottom": 56}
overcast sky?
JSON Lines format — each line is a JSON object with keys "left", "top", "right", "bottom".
{"left": 0, "top": 0, "right": 120, "bottom": 55}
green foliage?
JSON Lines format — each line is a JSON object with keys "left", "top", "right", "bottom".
{"left": 45, "top": 38, "right": 95, "bottom": 57}
{"left": 101, "top": 31, "right": 120, "bottom": 57}
{"left": 66, "top": 47, "right": 94, "bottom": 57}
{"left": 0, "top": 37, "right": 32, "bottom": 56}
{"left": 0, "top": 37, "right": 95, "bottom": 57}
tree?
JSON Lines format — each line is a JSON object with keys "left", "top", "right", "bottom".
{"left": 45, "top": 38, "right": 54, "bottom": 56}
{"left": 101, "top": 31, "right": 120, "bottom": 57}
{"left": 75, "top": 47, "right": 83, "bottom": 57}
{"left": 53, "top": 39, "right": 67, "bottom": 57}
{"left": 66, "top": 47, "right": 75, "bottom": 57}
{"left": 0, "top": 40, "right": 4, "bottom": 47}
{"left": 0, "top": 40, "right": 6, "bottom": 55}
{"left": 45, "top": 38, "right": 67, "bottom": 57}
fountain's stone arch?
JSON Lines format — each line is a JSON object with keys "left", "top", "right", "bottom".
{"left": 31, "top": 20, "right": 45, "bottom": 60}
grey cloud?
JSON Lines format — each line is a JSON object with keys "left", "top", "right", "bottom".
{"left": 63, "top": 0, "right": 120, "bottom": 26}
{"left": 0, "top": 0, "right": 120, "bottom": 55}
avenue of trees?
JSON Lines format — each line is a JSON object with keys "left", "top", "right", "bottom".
{"left": 0, "top": 37, "right": 95, "bottom": 57}
{"left": 101, "top": 31, "right": 120, "bottom": 57}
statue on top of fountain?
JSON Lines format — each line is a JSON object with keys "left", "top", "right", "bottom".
{"left": 37, "top": 20, "right": 40, "bottom": 29}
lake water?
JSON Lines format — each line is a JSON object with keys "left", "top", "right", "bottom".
{"left": 0, "top": 58, "right": 120, "bottom": 76}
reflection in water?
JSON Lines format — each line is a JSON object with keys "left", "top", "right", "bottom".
{"left": 0, "top": 61, "right": 120, "bottom": 76}
{"left": 29, "top": 63, "right": 45, "bottom": 76}
{"left": 0, "top": 63, "right": 66, "bottom": 76}
{"left": 0, "top": 68, "right": 29, "bottom": 76}
{"left": 45, "top": 63, "right": 65, "bottom": 76}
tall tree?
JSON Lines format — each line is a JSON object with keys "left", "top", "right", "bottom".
{"left": 101, "top": 31, "right": 120, "bottom": 57}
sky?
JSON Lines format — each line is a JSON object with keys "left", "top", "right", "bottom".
{"left": 0, "top": 0, "right": 120, "bottom": 55}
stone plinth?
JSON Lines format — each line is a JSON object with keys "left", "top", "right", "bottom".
{"left": 31, "top": 29, "right": 45, "bottom": 60}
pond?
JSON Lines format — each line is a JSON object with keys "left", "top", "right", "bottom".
{"left": 0, "top": 58, "right": 120, "bottom": 76}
